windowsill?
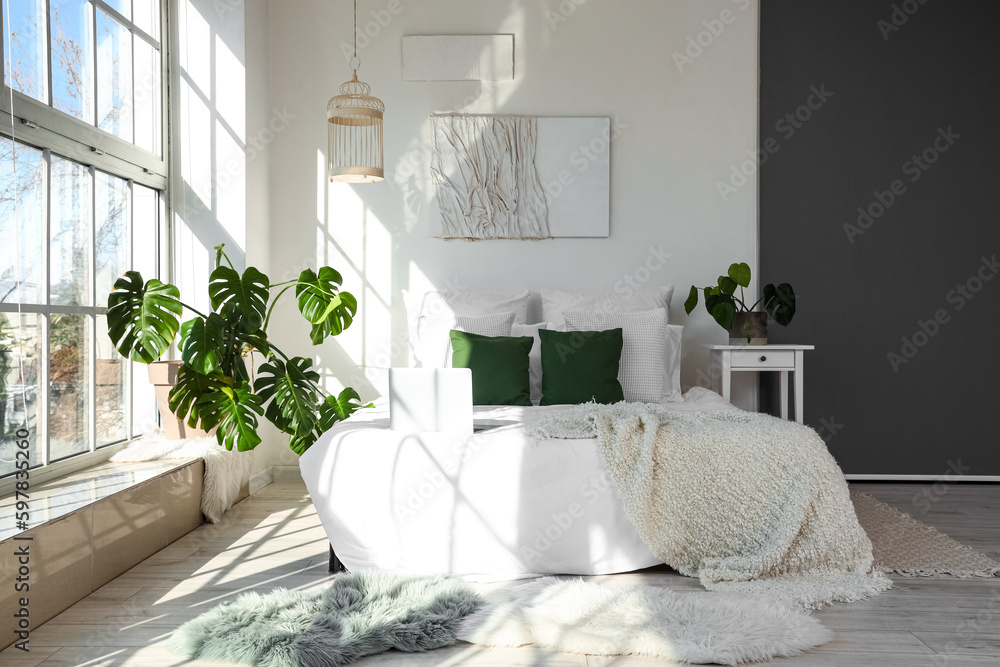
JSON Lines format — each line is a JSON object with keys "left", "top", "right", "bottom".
{"left": 0, "top": 440, "right": 132, "bottom": 498}
{"left": 0, "top": 456, "right": 199, "bottom": 541}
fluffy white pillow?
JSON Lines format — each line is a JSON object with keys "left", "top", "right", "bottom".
{"left": 416, "top": 311, "right": 516, "bottom": 368}
{"left": 511, "top": 322, "right": 551, "bottom": 405}
{"left": 403, "top": 289, "right": 531, "bottom": 366}
{"left": 663, "top": 324, "right": 683, "bottom": 402}
{"left": 563, "top": 309, "right": 666, "bottom": 403}
{"left": 542, "top": 284, "right": 675, "bottom": 329}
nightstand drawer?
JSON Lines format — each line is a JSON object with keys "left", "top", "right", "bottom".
{"left": 730, "top": 350, "right": 795, "bottom": 369}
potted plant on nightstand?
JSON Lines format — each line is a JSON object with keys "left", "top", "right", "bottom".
{"left": 684, "top": 262, "right": 796, "bottom": 345}
{"left": 106, "top": 244, "right": 370, "bottom": 454}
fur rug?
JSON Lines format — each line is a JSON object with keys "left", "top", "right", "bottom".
{"left": 168, "top": 571, "right": 484, "bottom": 667}
{"left": 111, "top": 434, "right": 251, "bottom": 522}
{"left": 459, "top": 577, "right": 832, "bottom": 664}
{"left": 528, "top": 403, "right": 892, "bottom": 608}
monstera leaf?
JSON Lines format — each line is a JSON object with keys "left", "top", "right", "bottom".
{"left": 168, "top": 365, "right": 227, "bottom": 429}
{"left": 208, "top": 265, "right": 270, "bottom": 331}
{"left": 179, "top": 314, "right": 227, "bottom": 375}
{"left": 319, "top": 388, "right": 371, "bottom": 431}
{"left": 196, "top": 382, "right": 264, "bottom": 452}
{"left": 255, "top": 357, "right": 321, "bottom": 438}
{"left": 107, "top": 272, "right": 183, "bottom": 363}
{"left": 296, "top": 268, "right": 357, "bottom": 345}
{"left": 763, "top": 283, "right": 797, "bottom": 327}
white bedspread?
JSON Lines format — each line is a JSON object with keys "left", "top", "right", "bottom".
{"left": 299, "top": 388, "right": 735, "bottom": 581}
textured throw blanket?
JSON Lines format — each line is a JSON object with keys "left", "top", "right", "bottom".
{"left": 528, "top": 404, "right": 892, "bottom": 608}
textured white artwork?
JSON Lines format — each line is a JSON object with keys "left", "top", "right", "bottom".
{"left": 403, "top": 35, "right": 515, "bottom": 81}
{"left": 431, "top": 115, "right": 611, "bottom": 240}
{"left": 431, "top": 115, "right": 550, "bottom": 240}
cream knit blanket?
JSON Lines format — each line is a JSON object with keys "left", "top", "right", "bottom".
{"left": 528, "top": 404, "right": 892, "bottom": 608}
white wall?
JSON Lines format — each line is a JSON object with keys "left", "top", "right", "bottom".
{"left": 254, "top": 0, "right": 760, "bottom": 467}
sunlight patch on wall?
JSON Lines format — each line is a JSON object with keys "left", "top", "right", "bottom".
{"left": 214, "top": 33, "right": 246, "bottom": 142}
{"left": 178, "top": 0, "right": 211, "bottom": 99}
{"left": 179, "top": 79, "right": 212, "bottom": 210}
{"left": 173, "top": 215, "right": 211, "bottom": 315}
{"left": 216, "top": 119, "right": 246, "bottom": 250}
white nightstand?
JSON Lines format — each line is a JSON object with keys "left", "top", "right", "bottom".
{"left": 705, "top": 345, "right": 815, "bottom": 423}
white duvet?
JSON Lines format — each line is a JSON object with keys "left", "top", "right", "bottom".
{"left": 299, "top": 387, "right": 736, "bottom": 581}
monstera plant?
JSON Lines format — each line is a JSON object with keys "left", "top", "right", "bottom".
{"left": 107, "top": 244, "right": 369, "bottom": 454}
{"left": 684, "top": 262, "right": 796, "bottom": 343}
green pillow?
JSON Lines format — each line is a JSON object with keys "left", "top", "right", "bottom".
{"left": 450, "top": 331, "right": 533, "bottom": 406}
{"left": 539, "top": 328, "right": 624, "bottom": 405}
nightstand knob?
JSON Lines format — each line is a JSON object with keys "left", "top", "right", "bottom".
{"left": 760, "top": 355, "right": 767, "bottom": 362}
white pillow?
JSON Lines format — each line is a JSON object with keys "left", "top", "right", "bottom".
{"left": 403, "top": 289, "right": 530, "bottom": 366}
{"left": 415, "top": 311, "right": 516, "bottom": 368}
{"left": 563, "top": 309, "right": 666, "bottom": 403}
{"left": 511, "top": 322, "right": 550, "bottom": 405}
{"left": 663, "top": 324, "right": 683, "bottom": 402}
{"left": 542, "top": 284, "right": 675, "bottom": 329}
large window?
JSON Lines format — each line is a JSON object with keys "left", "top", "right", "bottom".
{"left": 1, "top": 0, "right": 168, "bottom": 482}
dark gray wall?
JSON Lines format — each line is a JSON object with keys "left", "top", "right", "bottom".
{"left": 759, "top": 0, "right": 1000, "bottom": 475}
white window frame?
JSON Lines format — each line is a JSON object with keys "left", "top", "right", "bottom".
{"left": 0, "top": 0, "right": 173, "bottom": 494}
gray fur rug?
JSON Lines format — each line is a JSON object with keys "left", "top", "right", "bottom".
{"left": 168, "top": 571, "right": 484, "bottom": 667}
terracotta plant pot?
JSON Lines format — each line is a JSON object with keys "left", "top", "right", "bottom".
{"left": 147, "top": 360, "right": 214, "bottom": 440}
{"left": 729, "top": 312, "right": 768, "bottom": 345}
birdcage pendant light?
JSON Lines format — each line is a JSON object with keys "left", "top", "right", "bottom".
{"left": 327, "top": 0, "right": 384, "bottom": 182}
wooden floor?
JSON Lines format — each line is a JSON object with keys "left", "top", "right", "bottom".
{"left": 3, "top": 481, "right": 998, "bottom": 667}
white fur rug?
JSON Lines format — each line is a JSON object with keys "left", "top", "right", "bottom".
{"left": 458, "top": 577, "right": 832, "bottom": 664}
{"left": 111, "top": 435, "right": 252, "bottom": 522}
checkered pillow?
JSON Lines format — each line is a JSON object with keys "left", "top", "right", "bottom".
{"left": 562, "top": 309, "right": 666, "bottom": 403}
{"left": 415, "top": 310, "right": 516, "bottom": 367}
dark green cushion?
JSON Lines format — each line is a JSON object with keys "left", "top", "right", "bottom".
{"left": 450, "top": 331, "right": 533, "bottom": 406}
{"left": 539, "top": 328, "right": 624, "bottom": 405}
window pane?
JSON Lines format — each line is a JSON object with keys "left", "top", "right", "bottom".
{"left": 49, "top": 313, "right": 90, "bottom": 461}
{"left": 2, "top": 0, "right": 48, "bottom": 103}
{"left": 96, "top": 315, "right": 126, "bottom": 446}
{"left": 133, "top": 37, "right": 161, "bottom": 155}
{"left": 133, "top": 0, "right": 160, "bottom": 41}
{"left": 96, "top": 8, "right": 133, "bottom": 143}
{"left": 0, "top": 313, "right": 43, "bottom": 476}
{"left": 0, "top": 140, "right": 45, "bottom": 304}
{"left": 49, "top": 0, "right": 94, "bottom": 124}
{"left": 95, "top": 170, "right": 128, "bottom": 297}
{"left": 50, "top": 157, "right": 92, "bottom": 306}
{"left": 103, "top": 0, "right": 131, "bottom": 21}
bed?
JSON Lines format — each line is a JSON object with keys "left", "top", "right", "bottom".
{"left": 298, "top": 387, "right": 736, "bottom": 581}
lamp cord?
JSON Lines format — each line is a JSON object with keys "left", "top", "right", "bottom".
{"left": 353, "top": 0, "right": 357, "bottom": 61}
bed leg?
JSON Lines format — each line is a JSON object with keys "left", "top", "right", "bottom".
{"left": 329, "top": 543, "right": 347, "bottom": 574}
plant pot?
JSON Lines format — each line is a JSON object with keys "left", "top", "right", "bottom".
{"left": 148, "top": 360, "right": 214, "bottom": 440}
{"left": 729, "top": 312, "right": 767, "bottom": 345}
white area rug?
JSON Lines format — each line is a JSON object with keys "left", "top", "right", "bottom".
{"left": 112, "top": 435, "right": 251, "bottom": 522}
{"left": 852, "top": 492, "right": 1000, "bottom": 578}
{"left": 459, "top": 577, "right": 832, "bottom": 665}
